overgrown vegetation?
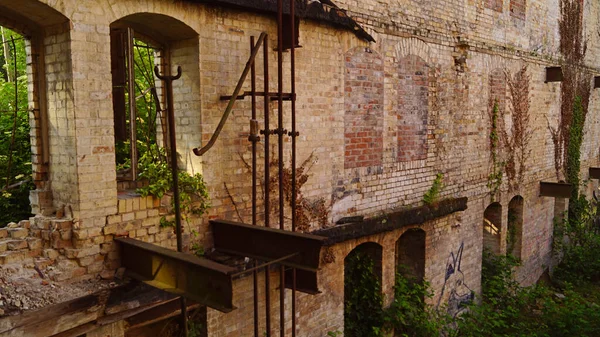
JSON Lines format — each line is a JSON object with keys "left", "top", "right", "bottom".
{"left": 0, "top": 27, "right": 33, "bottom": 225}
{"left": 341, "top": 194, "right": 600, "bottom": 337}
{"left": 137, "top": 144, "right": 210, "bottom": 229}
{"left": 344, "top": 250, "right": 384, "bottom": 337}
{"left": 423, "top": 173, "right": 443, "bottom": 206}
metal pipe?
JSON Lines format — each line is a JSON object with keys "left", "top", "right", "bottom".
{"left": 153, "top": 65, "right": 187, "bottom": 337}
{"left": 250, "top": 35, "right": 260, "bottom": 337}
{"left": 263, "top": 37, "right": 271, "bottom": 229}
{"left": 263, "top": 36, "right": 272, "bottom": 337}
{"left": 277, "top": 0, "right": 286, "bottom": 335}
{"left": 232, "top": 253, "right": 299, "bottom": 277}
{"left": 193, "top": 32, "right": 267, "bottom": 156}
{"left": 289, "top": 0, "right": 298, "bottom": 333}
{"left": 127, "top": 28, "right": 137, "bottom": 180}
{"left": 280, "top": 265, "right": 286, "bottom": 337}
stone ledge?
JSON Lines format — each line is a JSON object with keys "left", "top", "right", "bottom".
{"left": 312, "top": 197, "right": 468, "bottom": 245}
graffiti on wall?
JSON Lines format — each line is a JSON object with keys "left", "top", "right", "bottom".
{"left": 436, "top": 242, "right": 474, "bottom": 317}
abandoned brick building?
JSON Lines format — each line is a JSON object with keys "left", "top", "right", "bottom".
{"left": 1, "top": 0, "right": 600, "bottom": 336}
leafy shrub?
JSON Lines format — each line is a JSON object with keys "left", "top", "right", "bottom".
{"left": 423, "top": 173, "right": 443, "bottom": 205}
{"left": 344, "top": 251, "right": 384, "bottom": 337}
{"left": 382, "top": 271, "right": 449, "bottom": 337}
{"left": 137, "top": 145, "right": 209, "bottom": 224}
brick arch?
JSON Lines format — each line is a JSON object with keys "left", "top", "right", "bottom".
{"left": 483, "top": 202, "right": 502, "bottom": 255}
{"left": 0, "top": 1, "right": 71, "bottom": 214}
{"left": 397, "top": 54, "right": 429, "bottom": 162}
{"left": 344, "top": 47, "right": 384, "bottom": 169}
{"left": 0, "top": 1, "right": 69, "bottom": 36}
{"left": 394, "top": 38, "right": 434, "bottom": 65}
{"left": 396, "top": 228, "right": 426, "bottom": 282}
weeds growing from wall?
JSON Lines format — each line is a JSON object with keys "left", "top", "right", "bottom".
{"left": 423, "top": 173, "right": 444, "bottom": 205}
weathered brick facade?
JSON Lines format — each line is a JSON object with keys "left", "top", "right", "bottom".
{"left": 1, "top": 0, "right": 600, "bottom": 336}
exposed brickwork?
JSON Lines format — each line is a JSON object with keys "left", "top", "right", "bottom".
{"left": 490, "top": 68, "right": 507, "bottom": 113}
{"left": 397, "top": 55, "right": 429, "bottom": 162}
{"left": 1, "top": 0, "right": 600, "bottom": 335}
{"left": 485, "top": 0, "right": 504, "bottom": 12}
{"left": 344, "top": 47, "right": 384, "bottom": 169}
{"left": 510, "top": 0, "right": 527, "bottom": 19}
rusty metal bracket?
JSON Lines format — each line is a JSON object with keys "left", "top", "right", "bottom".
{"left": 115, "top": 237, "right": 236, "bottom": 313}
{"left": 590, "top": 167, "right": 600, "bottom": 179}
{"left": 545, "top": 67, "right": 563, "bottom": 83}
{"left": 193, "top": 32, "right": 267, "bottom": 156}
{"left": 211, "top": 220, "right": 325, "bottom": 272}
{"left": 539, "top": 181, "right": 572, "bottom": 198}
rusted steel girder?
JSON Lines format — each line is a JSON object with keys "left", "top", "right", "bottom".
{"left": 115, "top": 237, "right": 236, "bottom": 313}
{"left": 211, "top": 219, "right": 325, "bottom": 272}
{"left": 539, "top": 181, "right": 572, "bottom": 198}
{"left": 589, "top": 167, "right": 600, "bottom": 179}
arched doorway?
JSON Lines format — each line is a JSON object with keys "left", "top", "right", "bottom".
{"left": 344, "top": 242, "right": 383, "bottom": 337}
{"left": 483, "top": 202, "right": 502, "bottom": 255}
{"left": 109, "top": 14, "right": 199, "bottom": 186}
{"left": 396, "top": 228, "right": 426, "bottom": 282}
{"left": 0, "top": 1, "right": 70, "bottom": 220}
{"left": 507, "top": 196, "right": 524, "bottom": 259}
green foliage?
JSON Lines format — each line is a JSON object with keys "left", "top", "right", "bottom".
{"left": 382, "top": 271, "right": 449, "bottom": 337}
{"left": 423, "top": 173, "right": 443, "bottom": 205}
{"left": 554, "top": 195, "right": 600, "bottom": 285}
{"left": 137, "top": 144, "right": 210, "bottom": 225}
{"left": 344, "top": 251, "right": 384, "bottom": 337}
{"left": 454, "top": 246, "right": 600, "bottom": 336}
{"left": 0, "top": 28, "right": 33, "bottom": 225}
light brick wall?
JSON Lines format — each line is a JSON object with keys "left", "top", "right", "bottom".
{"left": 2, "top": 0, "right": 600, "bottom": 335}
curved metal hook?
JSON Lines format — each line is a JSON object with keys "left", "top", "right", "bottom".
{"left": 154, "top": 65, "right": 182, "bottom": 80}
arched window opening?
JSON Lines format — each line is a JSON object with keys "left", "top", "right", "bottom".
{"left": 507, "top": 196, "right": 524, "bottom": 260}
{"left": 110, "top": 14, "right": 199, "bottom": 189}
{"left": 0, "top": 26, "right": 33, "bottom": 224}
{"left": 344, "top": 242, "right": 383, "bottom": 337}
{"left": 483, "top": 202, "right": 502, "bottom": 255}
{"left": 110, "top": 28, "right": 165, "bottom": 184}
{"left": 396, "top": 228, "right": 426, "bottom": 283}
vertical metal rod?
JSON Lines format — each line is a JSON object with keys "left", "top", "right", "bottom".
{"left": 276, "top": 0, "right": 285, "bottom": 232}
{"left": 265, "top": 265, "right": 272, "bottom": 337}
{"left": 263, "top": 37, "right": 272, "bottom": 337}
{"left": 250, "top": 36, "right": 260, "bottom": 337}
{"left": 277, "top": 0, "right": 286, "bottom": 335}
{"left": 289, "top": 1, "right": 297, "bottom": 334}
{"left": 264, "top": 38, "right": 271, "bottom": 229}
{"left": 126, "top": 27, "right": 137, "bottom": 180}
{"left": 280, "top": 265, "right": 286, "bottom": 337}
{"left": 292, "top": 268, "right": 296, "bottom": 337}
{"left": 253, "top": 261, "right": 260, "bottom": 337}
{"left": 154, "top": 65, "right": 187, "bottom": 337}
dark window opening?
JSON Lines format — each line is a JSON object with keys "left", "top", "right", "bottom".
{"left": 110, "top": 27, "right": 165, "bottom": 184}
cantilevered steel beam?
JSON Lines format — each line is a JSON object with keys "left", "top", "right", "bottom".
{"left": 211, "top": 219, "right": 326, "bottom": 272}
{"left": 115, "top": 237, "right": 236, "bottom": 313}
{"left": 539, "top": 182, "right": 572, "bottom": 198}
{"left": 589, "top": 167, "right": 600, "bottom": 179}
